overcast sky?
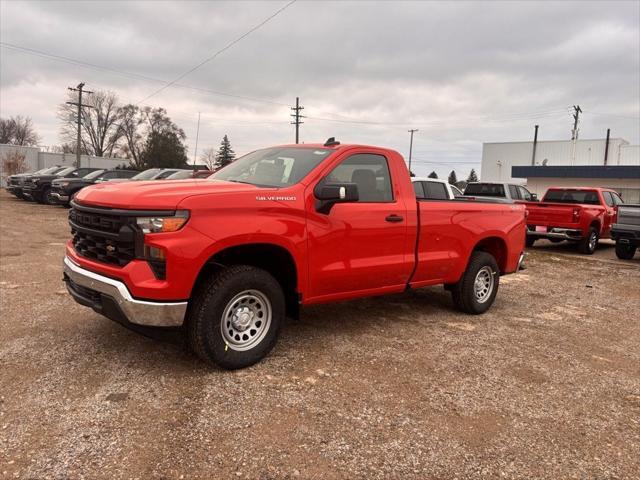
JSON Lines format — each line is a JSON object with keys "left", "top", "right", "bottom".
{"left": 1, "top": 0, "right": 639, "bottom": 178}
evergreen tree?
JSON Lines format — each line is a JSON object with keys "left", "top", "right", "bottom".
{"left": 448, "top": 170, "right": 458, "bottom": 185}
{"left": 142, "top": 130, "right": 188, "bottom": 168}
{"left": 216, "top": 134, "right": 235, "bottom": 168}
{"left": 466, "top": 168, "right": 478, "bottom": 183}
{"left": 428, "top": 171, "right": 438, "bottom": 179}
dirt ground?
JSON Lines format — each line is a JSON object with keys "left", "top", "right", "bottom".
{"left": 1, "top": 190, "right": 639, "bottom": 480}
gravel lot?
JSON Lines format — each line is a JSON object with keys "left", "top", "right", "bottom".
{"left": 1, "top": 190, "right": 639, "bottom": 479}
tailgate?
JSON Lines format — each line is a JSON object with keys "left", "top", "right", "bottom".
{"left": 526, "top": 202, "right": 579, "bottom": 226}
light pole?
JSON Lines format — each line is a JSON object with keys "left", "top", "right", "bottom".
{"left": 408, "top": 129, "right": 418, "bottom": 174}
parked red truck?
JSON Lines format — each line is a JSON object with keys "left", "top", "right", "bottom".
{"left": 525, "top": 187, "right": 622, "bottom": 254}
{"left": 63, "top": 140, "right": 526, "bottom": 369}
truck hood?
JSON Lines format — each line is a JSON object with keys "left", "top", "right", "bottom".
{"left": 74, "top": 179, "right": 261, "bottom": 209}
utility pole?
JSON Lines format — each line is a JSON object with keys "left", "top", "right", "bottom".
{"left": 290, "top": 97, "right": 304, "bottom": 144}
{"left": 66, "top": 82, "right": 93, "bottom": 168}
{"left": 570, "top": 105, "right": 582, "bottom": 165}
{"left": 408, "top": 129, "right": 418, "bottom": 174}
{"left": 193, "top": 112, "right": 201, "bottom": 166}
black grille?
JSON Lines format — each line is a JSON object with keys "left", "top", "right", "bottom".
{"left": 69, "top": 205, "right": 138, "bottom": 266}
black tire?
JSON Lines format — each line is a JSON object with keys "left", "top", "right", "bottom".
{"left": 549, "top": 238, "right": 564, "bottom": 244}
{"left": 451, "top": 251, "right": 500, "bottom": 315}
{"left": 42, "top": 187, "right": 57, "bottom": 205}
{"left": 615, "top": 242, "right": 636, "bottom": 260}
{"left": 188, "top": 265, "right": 284, "bottom": 370}
{"left": 577, "top": 227, "right": 598, "bottom": 255}
{"left": 525, "top": 236, "right": 536, "bottom": 248}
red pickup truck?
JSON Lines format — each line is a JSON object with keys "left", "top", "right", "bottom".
{"left": 63, "top": 140, "right": 526, "bottom": 369}
{"left": 525, "top": 187, "right": 622, "bottom": 254}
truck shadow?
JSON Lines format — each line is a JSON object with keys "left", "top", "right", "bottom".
{"left": 85, "top": 286, "right": 458, "bottom": 368}
{"left": 527, "top": 239, "right": 615, "bottom": 256}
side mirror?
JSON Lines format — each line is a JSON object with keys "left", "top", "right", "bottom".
{"left": 530, "top": 193, "right": 538, "bottom": 201}
{"left": 314, "top": 182, "right": 359, "bottom": 214}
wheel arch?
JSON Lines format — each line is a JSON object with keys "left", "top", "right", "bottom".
{"left": 192, "top": 242, "right": 300, "bottom": 318}
{"left": 472, "top": 235, "right": 508, "bottom": 273}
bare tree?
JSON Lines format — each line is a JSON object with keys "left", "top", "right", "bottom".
{"left": 2, "top": 151, "right": 29, "bottom": 176}
{"left": 200, "top": 147, "right": 217, "bottom": 170}
{"left": 59, "top": 90, "right": 123, "bottom": 157}
{"left": 0, "top": 116, "right": 40, "bottom": 146}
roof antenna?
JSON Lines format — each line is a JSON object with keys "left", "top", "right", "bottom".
{"left": 324, "top": 137, "right": 340, "bottom": 147}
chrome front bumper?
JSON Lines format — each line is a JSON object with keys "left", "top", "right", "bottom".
{"left": 63, "top": 256, "right": 187, "bottom": 327}
{"left": 51, "top": 192, "right": 69, "bottom": 202}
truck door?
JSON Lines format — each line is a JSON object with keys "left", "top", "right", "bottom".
{"left": 305, "top": 152, "right": 410, "bottom": 299}
{"left": 601, "top": 191, "right": 617, "bottom": 237}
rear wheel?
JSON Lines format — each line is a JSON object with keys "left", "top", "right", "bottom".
{"left": 188, "top": 265, "right": 284, "bottom": 369}
{"left": 451, "top": 251, "right": 500, "bottom": 314}
{"left": 577, "top": 227, "right": 598, "bottom": 255}
{"left": 615, "top": 242, "right": 636, "bottom": 260}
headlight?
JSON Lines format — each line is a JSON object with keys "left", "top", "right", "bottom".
{"left": 136, "top": 210, "right": 189, "bottom": 233}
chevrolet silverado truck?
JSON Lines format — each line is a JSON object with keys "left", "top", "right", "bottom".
{"left": 51, "top": 168, "right": 138, "bottom": 206}
{"left": 63, "top": 140, "right": 526, "bottom": 369}
{"left": 22, "top": 167, "right": 101, "bottom": 204}
{"left": 525, "top": 187, "right": 622, "bottom": 254}
{"left": 610, "top": 204, "right": 640, "bottom": 260}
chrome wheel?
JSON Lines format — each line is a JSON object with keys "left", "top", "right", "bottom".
{"left": 221, "top": 290, "right": 272, "bottom": 352}
{"left": 474, "top": 266, "right": 494, "bottom": 304}
{"left": 589, "top": 232, "right": 597, "bottom": 252}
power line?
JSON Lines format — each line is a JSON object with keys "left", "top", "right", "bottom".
{"left": 0, "top": 42, "right": 289, "bottom": 107}
{"left": 136, "top": 0, "right": 298, "bottom": 104}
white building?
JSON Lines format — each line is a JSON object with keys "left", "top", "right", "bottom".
{"left": 481, "top": 137, "right": 640, "bottom": 203}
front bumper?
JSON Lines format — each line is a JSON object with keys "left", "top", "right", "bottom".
{"left": 63, "top": 255, "right": 187, "bottom": 327}
{"left": 51, "top": 191, "right": 70, "bottom": 203}
{"left": 526, "top": 227, "right": 583, "bottom": 241}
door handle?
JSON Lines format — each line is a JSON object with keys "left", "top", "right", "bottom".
{"left": 385, "top": 214, "right": 404, "bottom": 223}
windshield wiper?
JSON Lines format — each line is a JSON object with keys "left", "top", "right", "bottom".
{"left": 226, "top": 179, "right": 277, "bottom": 188}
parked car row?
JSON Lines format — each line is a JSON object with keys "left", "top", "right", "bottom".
{"left": 5, "top": 166, "right": 212, "bottom": 207}
{"left": 458, "top": 181, "right": 636, "bottom": 258}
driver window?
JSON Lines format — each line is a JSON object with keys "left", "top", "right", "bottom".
{"left": 324, "top": 154, "right": 393, "bottom": 203}
{"left": 518, "top": 186, "right": 532, "bottom": 201}
{"left": 602, "top": 191, "right": 614, "bottom": 207}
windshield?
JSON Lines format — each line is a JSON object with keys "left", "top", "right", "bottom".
{"left": 465, "top": 183, "right": 506, "bottom": 197}
{"left": 131, "top": 168, "right": 162, "bottom": 180}
{"left": 212, "top": 147, "right": 332, "bottom": 187}
{"left": 83, "top": 169, "right": 107, "bottom": 180}
{"left": 166, "top": 170, "right": 194, "bottom": 180}
{"left": 543, "top": 189, "right": 600, "bottom": 205}
{"left": 55, "top": 167, "right": 76, "bottom": 177}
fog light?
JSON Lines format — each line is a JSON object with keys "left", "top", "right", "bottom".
{"left": 145, "top": 245, "right": 166, "bottom": 260}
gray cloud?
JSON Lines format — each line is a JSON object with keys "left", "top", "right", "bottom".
{"left": 1, "top": 0, "right": 638, "bottom": 178}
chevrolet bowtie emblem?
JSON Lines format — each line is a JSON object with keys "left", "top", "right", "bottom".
{"left": 106, "top": 245, "right": 116, "bottom": 253}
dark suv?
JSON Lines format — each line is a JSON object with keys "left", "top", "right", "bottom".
{"left": 22, "top": 167, "right": 100, "bottom": 204}
{"left": 51, "top": 168, "right": 138, "bottom": 206}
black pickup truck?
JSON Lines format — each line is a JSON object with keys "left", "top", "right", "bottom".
{"left": 50, "top": 168, "right": 138, "bottom": 206}
{"left": 611, "top": 204, "right": 640, "bottom": 260}
{"left": 6, "top": 166, "right": 65, "bottom": 199}
{"left": 21, "top": 167, "right": 100, "bottom": 204}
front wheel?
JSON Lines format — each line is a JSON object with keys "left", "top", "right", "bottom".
{"left": 615, "top": 242, "right": 637, "bottom": 260}
{"left": 187, "top": 265, "right": 284, "bottom": 369}
{"left": 451, "top": 251, "right": 500, "bottom": 314}
{"left": 578, "top": 227, "right": 598, "bottom": 254}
